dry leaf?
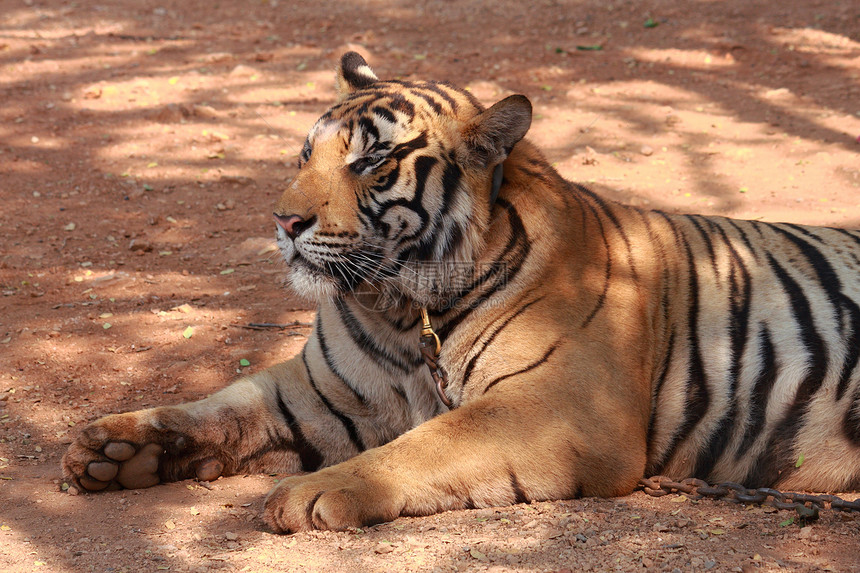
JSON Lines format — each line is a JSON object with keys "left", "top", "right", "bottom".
{"left": 470, "top": 548, "right": 489, "bottom": 562}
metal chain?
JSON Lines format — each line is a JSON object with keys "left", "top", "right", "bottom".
{"left": 638, "top": 475, "right": 860, "bottom": 521}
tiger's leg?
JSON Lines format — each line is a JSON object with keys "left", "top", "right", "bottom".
{"left": 62, "top": 359, "right": 374, "bottom": 492}
{"left": 262, "top": 378, "right": 648, "bottom": 533}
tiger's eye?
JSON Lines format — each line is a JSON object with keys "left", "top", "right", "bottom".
{"left": 350, "top": 154, "right": 385, "bottom": 174}
{"left": 298, "top": 141, "right": 313, "bottom": 167}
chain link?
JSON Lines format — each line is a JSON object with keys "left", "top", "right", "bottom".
{"left": 638, "top": 475, "right": 860, "bottom": 521}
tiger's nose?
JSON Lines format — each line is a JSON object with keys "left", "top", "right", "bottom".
{"left": 274, "top": 213, "right": 314, "bottom": 240}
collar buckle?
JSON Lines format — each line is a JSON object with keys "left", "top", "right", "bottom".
{"left": 418, "top": 308, "right": 452, "bottom": 408}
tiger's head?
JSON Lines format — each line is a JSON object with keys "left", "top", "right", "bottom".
{"left": 274, "top": 52, "right": 532, "bottom": 308}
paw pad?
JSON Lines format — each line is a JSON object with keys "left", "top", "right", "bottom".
{"left": 115, "top": 443, "right": 163, "bottom": 489}
{"left": 87, "top": 461, "right": 118, "bottom": 482}
{"left": 104, "top": 442, "right": 135, "bottom": 461}
{"left": 195, "top": 457, "right": 224, "bottom": 482}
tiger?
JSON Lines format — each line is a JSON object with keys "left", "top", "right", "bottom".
{"left": 62, "top": 52, "right": 860, "bottom": 533}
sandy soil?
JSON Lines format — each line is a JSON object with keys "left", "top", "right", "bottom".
{"left": 1, "top": 0, "right": 859, "bottom": 571}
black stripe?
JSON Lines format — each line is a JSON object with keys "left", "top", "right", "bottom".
{"left": 692, "top": 219, "right": 753, "bottom": 478}
{"left": 747, "top": 254, "right": 829, "bottom": 486}
{"left": 371, "top": 163, "right": 401, "bottom": 194}
{"left": 830, "top": 227, "right": 860, "bottom": 248}
{"left": 843, "top": 388, "right": 860, "bottom": 447}
{"left": 439, "top": 156, "right": 462, "bottom": 215}
{"left": 236, "top": 425, "right": 293, "bottom": 470}
{"left": 380, "top": 155, "right": 436, "bottom": 247}
{"left": 358, "top": 116, "right": 380, "bottom": 145}
{"left": 222, "top": 406, "right": 245, "bottom": 444}
{"left": 462, "top": 297, "right": 543, "bottom": 387}
{"left": 395, "top": 385, "right": 410, "bottom": 404}
{"left": 334, "top": 298, "right": 418, "bottom": 373}
{"left": 483, "top": 341, "right": 560, "bottom": 394}
{"left": 649, "top": 213, "right": 710, "bottom": 475}
{"left": 767, "top": 254, "right": 829, "bottom": 403}
{"left": 440, "top": 80, "right": 482, "bottom": 109}
{"left": 747, "top": 220, "right": 770, "bottom": 239}
{"left": 425, "top": 157, "right": 464, "bottom": 259}
{"left": 517, "top": 165, "right": 554, "bottom": 185}
{"left": 509, "top": 470, "right": 528, "bottom": 504}
{"left": 417, "top": 83, "right": 459, "bottom": 111}
{"left": 412, "top": 155, "right": 437, "bottom": 188}
{"left": 387, "top": 93, "right": 416, "bottom": 118}
{"left": 574, "top": 184, "right": 638, "bottom": 280}
{"left": 684, "top": 215, "right": 719, "bottom": 279}
{"left": 274, "top": 389, "right": 323, "bottom": 472}
{"left": 394, "top": 155, "right": 439, "bottom": 248}
{"left": 693, "top": 405, "right": 736, "bottom": 480}
{"left": 645, "top": 330, "right": 676, "bottom": 473}
{"left": 408, "top": 88, "right": 443, "bottom": 114}
{"left": 315, "top": 315, "right": 370, "bottom": 406}
{"left": 774, "top": 224, "right": 860, "bottom": 399}
{"left": 383, "top": 312, "right": 420, "bottom": 333}
{"left": 735, "top": 325, "right": 778, "bottom": 459}
{"left": 836, "top": 294, "right": 860, "bottom": 400}
{"left": 784, "top": 222, "right": 825, "bottom": 243}
{"left": 442, "top": 223, "right": 465, "bottom": 260}
{"left": 435, "top": 198, "right": 531, "bottom": 339}
{"left": 372, "top": 105, "right": 397, "bottom": 124}
{"left": 580, "top": 200, "right": 611, "bottom": 328}
{"left": 639, "top": 212, "right": 672, "bottom": 329}
{"left": 725, "top": 219, "right": 759, "bottom": 262}
{"left": 301, "top": 351, "right": 366, "bottom": 453}
{"left": 772, "top": 225, "right": 845, "bottom": 330}
{"left": 717, "top": 218, "right": 755, "bottom": 381}
{"left": 390, "top": 133, "right": 428, "bottom": 161}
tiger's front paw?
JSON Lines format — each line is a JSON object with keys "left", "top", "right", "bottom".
{"left": 61, "top": 410, "right": 224, "bottom": 492}
{"left": 262, "top": 467, "right": 400, "bottom": 533}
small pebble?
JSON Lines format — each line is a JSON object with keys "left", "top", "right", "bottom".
{"left": 224, "top": 531, "right": 238, "bottom": 541}
{"left": 640, "top": 145, "right": 654, "bottom": 156}
{"left": 229, "top": 64, "right": 259, "bottom": 77}
{"left": 193, "top": 104, "right": 218, "bottom": 119}
{"left": 374, "top": 542, "right": 395, "bottom": 554}
{"left": 128, "top": 239, "right": 153, "bottom": 252}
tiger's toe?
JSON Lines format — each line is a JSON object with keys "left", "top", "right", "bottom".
{"left": 262, "top": 470, "right": 398, "bottom": 533}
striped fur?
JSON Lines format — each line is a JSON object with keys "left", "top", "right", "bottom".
{"left": 63, "top": 53, "right": 860, "bottom": 532}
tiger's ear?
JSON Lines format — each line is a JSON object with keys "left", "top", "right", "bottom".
{"left": 335, "top": 52, "right": 378, "bottom": 100}
{"left": 461, "top": 95, "right": 532, "bottom": 167}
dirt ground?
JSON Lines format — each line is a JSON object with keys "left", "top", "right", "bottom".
{"left": 1, "top": 0, "right": 859, "bottom": 571}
